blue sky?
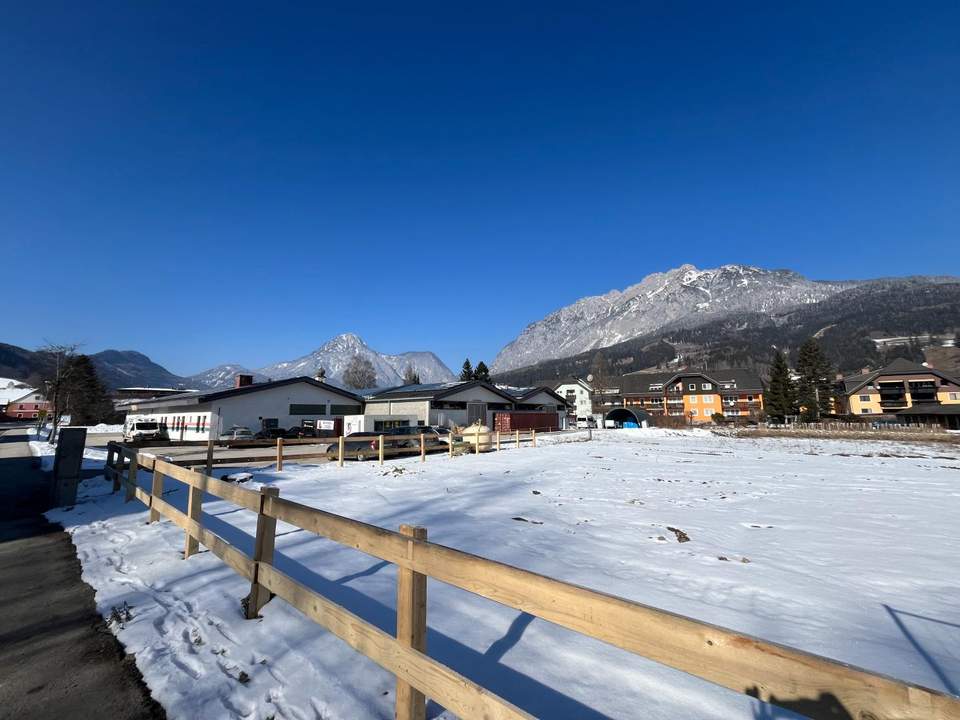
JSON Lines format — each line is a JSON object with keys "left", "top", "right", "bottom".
{"left": 2, "top": 1, "right": 957, "bottom": 375}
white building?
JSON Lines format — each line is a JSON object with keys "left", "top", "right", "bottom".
{"left": 122, "top": 376, "right": 363, "bottom": 440}
{"left": 553, "top": 377, "right": 594, "bottom": 420}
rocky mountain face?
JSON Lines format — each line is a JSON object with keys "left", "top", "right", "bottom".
{"left": 254, "top": 333, "right": 455, "bottom": 388}
{"left": 491, "top": 278, "right": 960, "bottom": 385}
{"left": 492, "top": 264, "right": 856, "bottom": 372}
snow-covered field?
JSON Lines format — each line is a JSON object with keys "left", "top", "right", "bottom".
{"left": 46, "top": 429, "right": 960, "bottom": 719}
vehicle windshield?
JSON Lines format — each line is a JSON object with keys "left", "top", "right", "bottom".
{"left": 135, "top": 422, "right": 159, "bottom": 430}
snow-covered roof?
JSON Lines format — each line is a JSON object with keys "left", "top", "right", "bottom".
{"left": 0, "top": 379, "right": 37, "bottom": 405}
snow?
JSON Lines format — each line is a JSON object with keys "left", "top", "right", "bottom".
{"left": 0, "top": 377, "right": 35, "bottom": 405}
{"left": 46, "top": 429, "right": 960, "bottom": 719}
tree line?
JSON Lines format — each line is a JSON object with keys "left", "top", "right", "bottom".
{"left": 765, "top": 338, "right": 835, "bottom": 423}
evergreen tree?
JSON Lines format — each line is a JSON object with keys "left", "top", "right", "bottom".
{"left": 62, "top": 354, "right": 113, "bottom": 425}
{"left": 473, "top": 361, "right": 490, "bottom": 382}
{"left": 765, "top": 350, "right": 796, "bottom": 422}
{"left": 795, "top": 338, "right": 833, "bottom": 421}
{"left": 402, "top": 364, "right": 421, "bottom": 385}
{"left": 343, "top": 354, "right": 376, "bottom": 389}
{"left": 459, "top": 359, "right": 474, "bottom": 381}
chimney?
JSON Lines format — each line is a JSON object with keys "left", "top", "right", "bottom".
{"left": 835, "top": 373, "right": 844, "bottom": 381}
{"left": 235, "top": 373, "right": 254, "bottom": 388}
{"left": 860, "top": 367, "right": 871, "bottom": 375}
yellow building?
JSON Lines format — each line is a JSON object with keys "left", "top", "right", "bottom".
{"left": 619, "top": 369, "right": 764, "bottom": 424}
{"left": 835, "top": 358, "right": 960, "bottom": 428}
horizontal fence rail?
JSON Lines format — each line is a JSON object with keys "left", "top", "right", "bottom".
{"left": 101, "top": 442, "right": 960, "bottom": 720}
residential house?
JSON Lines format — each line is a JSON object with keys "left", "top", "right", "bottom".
{"left": 2, "top": 386, "right": 50, "bottom": 421}
{"left": 834, "top": 358, "right": 960, "bottom": 428}
{"left": 553, "top": 377, "right": 594, "bottom": 421}
{"left": 618, "top": 369, "right": 764, "bottom": 424}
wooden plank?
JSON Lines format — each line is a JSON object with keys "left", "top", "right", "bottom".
{"left": 419, "top": 433, "right": 425, "bottom": 463}
{"left": 338, "top": 435, "right": 344, "bottom": 467}
{"left": 378, "top": 435, "right": 384, "bottom": 465}
{"left": 257, "top": 564, "right": 530, "bottom": 720}
{"left": 246, "top": 486, "right": 279, "bottom": 619}
{"left": 276, "top": 437, "right": 283, "bottom": 471}
{"left": 262, "top": 495, "right": 960, "bottom": 720}
{"left": 396, "top": 525, "right": 428, "bottom": 720}
{"left": 153, "top": 459, "right": 261, "bottom": 512}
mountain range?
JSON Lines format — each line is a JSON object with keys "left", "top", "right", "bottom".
{"left": 0, "top": 335, "right": 455, "bottom": 392}
{"left": 491, "top": 274, "right": 960, "bottom": 386}
{"left": 4, "top": 264, "right": 958, "bottom": 392}
{"left": 492, "top": 264, "right": 857, "bottom": 372}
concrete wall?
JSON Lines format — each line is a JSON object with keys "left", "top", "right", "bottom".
{"left": 363, "top": 399, "right": 430, "bottom": 424}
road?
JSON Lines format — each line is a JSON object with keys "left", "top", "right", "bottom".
{"left": 0, "top": 426, "right": 164, "bottom": 719}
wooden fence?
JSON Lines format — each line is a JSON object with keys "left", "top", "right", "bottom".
{"left": 100, "top": 445, "right": 960, "bottom": 720}
{"left": 770, "top": 422, "right": 944, "bottom": 433}
{"left": 110, "top": 427, "right": 587, "bottom": 473}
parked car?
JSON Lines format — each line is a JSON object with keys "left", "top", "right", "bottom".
{"left": 122, "top": 419, "right": 167, "bottom": 443}
{"left": 255, "top": 427, "right": 287, "bottom": 440}
{"left": 285, "top": 426, "right": 338, "bottom": 440}
{"left": 325, "top": 432, "right": 412, "bottom": 461}
{"left": 219, "top": 426, "right": 256, "bottom": 441}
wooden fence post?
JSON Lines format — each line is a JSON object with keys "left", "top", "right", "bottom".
{"left": 107, "top": 445, "right": 120, "bottom": 492}
{"left": 276, "top": 437, "right": 284, "bottom": 471}
{"left": 379, "top": 435, "right": 385, "bottom": 465}
{"left": 420, "top": 433, "right": 426, "bottom": 462}
{"left": 449, "top": 433, "right": 454, "bottom": 458}
{"left": 246, "top": 485, "right": 280, "bottom": 619}
{"left": 396, "top": 524, "right": 428, "bottom": 720}
{"left": 532, "top": 428, "right": 537, "bottom": 447}
{"left": 496, "top": 430, "right": 501, "bottom": 452}
{"left": 125, "top": 454, "right": 138, "bottom": 503}
{"left": 515, "top": 429, "right": 520, "bottom": 448}
{"left": 205, "top": 434, "right": 215, "bottom": 477}
{"left": 338, "top": 435, "right": 345, "bottom": 467}
{"left": 184, "top": 467, "right": 203, "bottom": 559}
{"left": 149, "top": 465, "right": 164, "bottom": 522}
{"left": 475, "top": 428, "right": 480, "bottom": 455}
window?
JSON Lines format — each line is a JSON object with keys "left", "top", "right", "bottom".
{"left": 649, "top": 383, "right": 663, "bottom": 391}
{"left": 859, "top": 394, "right": 871, "bottom": 402}
{"left": 702, "top": 395, "right": 714, "bottom": 403}
{"left": 290, "top": 404, "right": 327, "bottom": 415}
{"left": 689, "top": 395, "right": 698, "bottom": 403}
{"left": 702, "top": 383, "right": 712, "bottom": 390}
{"left": 860, "top": 408, "right": 872, "bottom": 414}
{"left": 726, "top": 408, "right": 739, "bottom": 416}
{"left": 949, "top": 392, "right": 959, "bottom": 401}
{"left": 330, "top": 404, "right": 361, "bottom": 415}
{"left": 688, "top": 383, "right": 696, "bottom": 391}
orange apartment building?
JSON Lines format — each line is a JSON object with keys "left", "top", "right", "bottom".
{"left": 618, "top": 369, "right": 764, "bottom": 424}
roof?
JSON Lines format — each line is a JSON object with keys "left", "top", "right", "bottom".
{"left": 129, "top": 377, "right": 363, "bottom": 409}
{"left": 620, "top": 368, "right": 764, "bottom": 394}
{"left": 0, "top": 384, "right": 38, "bottom": 405}
{"left": 367, "top": 381, "right": 519, "bottom": 404}
{"left": 501, "top": 386, "right": 568, "bottom": 404}
{"left": 896, "top": 403, "right": 960, "bottom": 416}
{"left": 839, "top": 359, "right": 960, "bottom": 396}
{"left": 552, "top": 377, "right": 593, "bottom": 392}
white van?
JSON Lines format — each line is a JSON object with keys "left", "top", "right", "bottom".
{"left": 122, "top": 418, "right": 166, "bottom": 443}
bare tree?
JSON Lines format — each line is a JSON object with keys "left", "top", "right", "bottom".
{"left": 39, "top": 342, "right": 81, "bottom": 444}
{"left": 343, "top": 354, "right": 377, "bottom": 390}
